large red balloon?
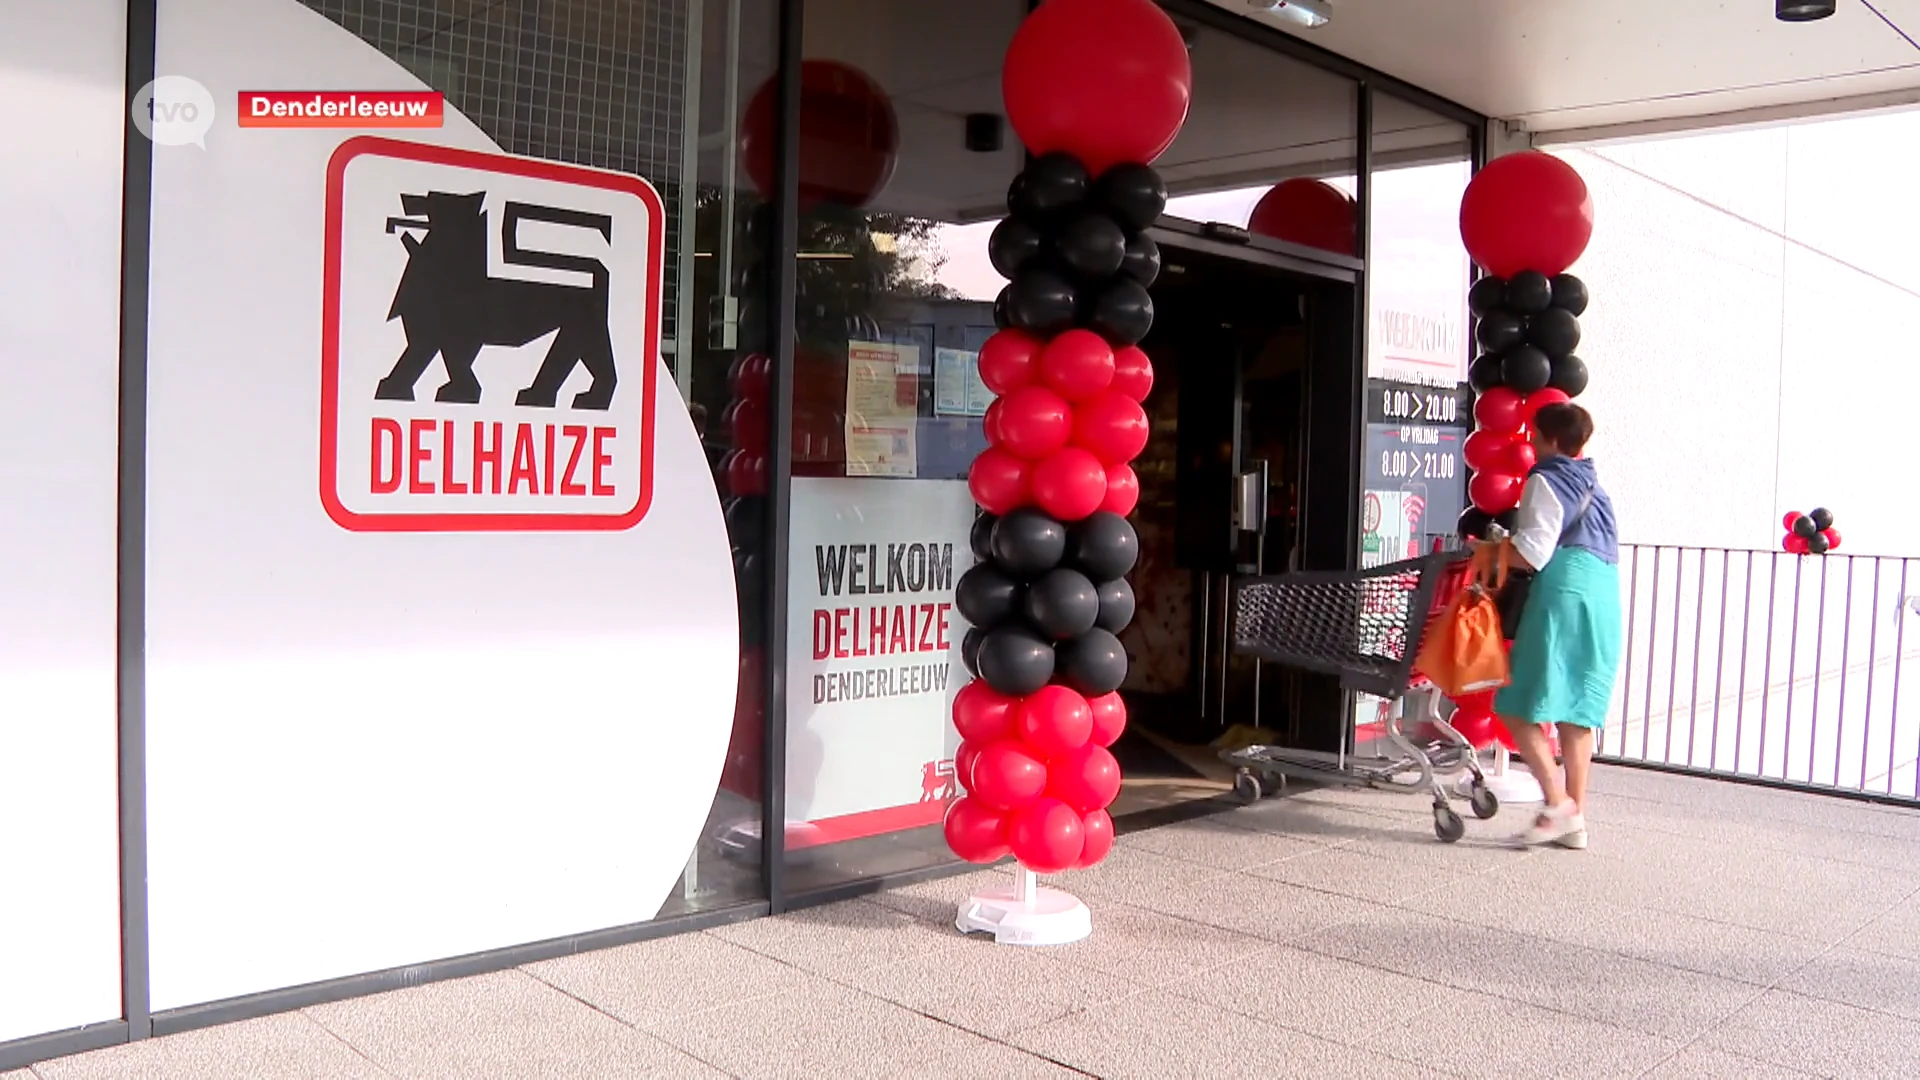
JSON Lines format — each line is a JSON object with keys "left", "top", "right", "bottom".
{"left": 1072, "top": 391, "right": 1151, "bottom": 466}
{"left": 955, "top": 741, "right": 983, "bottom": 792}
{"left": 983, "top": 398, "right": 1007, "bottom": 447}
{"left": 1494, "top": 437, "right": 1537, "bottom": 477}
{"left": 1040, "top": 330, "right": 1116, "bottom": 402}
{"left": 1459, "top": 151, "right": 1594, "bottom": 278}
{"left": 1520, "top": 388, "right": 1571, "bottom": 426}
{"left": 971, "top": 740, "right": 1049, "bottom": 811}
{"left": 1046, "top": 743, "right": 1122, "bottom": 814}
{"left": 1474, "top": 387, "right": 1525, "bottom": 435}
{"left": 1007, "top": 797, "right": 1085, "bottom": 874}
{"left": 1001, "top": 0, "right": 1192, "bottom": 174}
{"left": 1075, "top": 809, "right": 1116, "bottom": 869}
{"left": 1248, "top": 178, "right": 1357, "bottom": 257}
{"left": 730, "top": 395, "right": 769, "bottom": 454}
{"left": 741, "top": 60, "right": 899, "bottom": 211}
{"left": 734, "top": 353, "right": 771, "bottom": 399}
{"left": 727, "top": 450, "right": 768, "bottom": 497}
{"left": 1824, "top": 528, "right": 1843, "bottom": 551}
{"left": 1469, "top": 471, "right": 1524, "bottom": 514}
{"left": 995, "top": 385, "right": 1075, "bottom": 460}
{"left": 1101, "top": 463, "right": 1141, "bottom": 517}
{"left": 1782, "top": 511, "right": 1803, "bottom": 532}
{"left": 1111, "top": 345, "right": 1155, "bottom": 402}
{"left": 1015, "top": 685, "right": 1094, "bottom": 758}
{"left": 1462, "top": 430, "right": 1509, "bottom": 473}
{"left": 953, "top": 681, "right": 1017, "bottom": 744}
{"left": 980, "top": 329, "right": 1043, "bottom": 395}
{"left": 1784, "top": 532, "right": 1810, "bottom": 555}
{"left": 1087, "top": 692, "right": 1127, "bottom": 748}
{"left": 944, "top": 797, "right": 1010, "bottom": 864}
{"left": 1449, "top": 707, "right": 1500, "bottom": 750}
{"left": 1030, "top": 447, "right": 1109, "bottom": 521}
{"left": 968, "top": 448, "right": 1031, "bottom": 515}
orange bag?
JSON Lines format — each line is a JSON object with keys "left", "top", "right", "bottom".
{"left": 1413, "top": 543, "right": 1512, "bottom": 697}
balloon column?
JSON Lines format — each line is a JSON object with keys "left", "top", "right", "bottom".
{"left": 1456, "top": 151, "right": 1596, "bottom": 542}
{"left": 943, "top": 0, "right": 1190, "bottom": 884}
{"left": 1783, "top": 508, "right": 1842, "bottom": 556}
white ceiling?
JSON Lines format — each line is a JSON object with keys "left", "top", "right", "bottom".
{"left": 1211, "top": 0, "right": 1920, "bottom": 139}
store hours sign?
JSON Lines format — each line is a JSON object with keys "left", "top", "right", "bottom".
{"left": 320, "top": 136, "right": 664, "bottom": 531}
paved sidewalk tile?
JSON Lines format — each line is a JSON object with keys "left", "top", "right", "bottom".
{"left": 526, "top": 932, "right": 815, "bottom": 1031}
{"left": 1697, "top": 989, "right": 1920, "bottom": 1079}
{"left": 32, "top": 1012, "right": 384, "bottom": 1080}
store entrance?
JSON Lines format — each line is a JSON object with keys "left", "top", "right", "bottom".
{"left": 1109, "top": 237, "right": 1358, "bottom": 812}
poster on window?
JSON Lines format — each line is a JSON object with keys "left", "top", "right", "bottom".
{"left": 845, "top": 341, "right": 919, "bottom": 477}
{"left": 784, "top": 477, "right": 976, "bottom": 843}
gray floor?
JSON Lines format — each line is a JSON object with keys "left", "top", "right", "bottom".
{"left": 19, "top": 765, "right": 1920, "bottom": 1079}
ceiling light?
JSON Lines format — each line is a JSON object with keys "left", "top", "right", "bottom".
{"left": 1247, "top": 0, "right": 1331, "bottom": 29}
{"left": 1776, "top": 0, "right": 1836, "bottom": 21}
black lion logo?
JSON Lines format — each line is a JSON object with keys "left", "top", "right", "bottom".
{"left": 376, "top": 191, "right": 618, "bottom": 410}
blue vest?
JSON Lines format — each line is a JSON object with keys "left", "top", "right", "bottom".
{"left": 1530, "top": 455, "right": 1619, "bottom": 565}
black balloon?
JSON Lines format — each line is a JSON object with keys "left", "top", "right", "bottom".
{"left": 1496, "top": 508, "right": 1519, "bottom": 533}
{"left": 1809, "top": 532, "right": 1832, "bottom": 555}
{"left": 1006, "top": 267, "right": 1078, "bottom": 336}
{"left": 1467, "top": 276, "right": 1506, "bottom": 317}
{"left": 988, "top": 216, "right": 1046, "bottom": 280}
{"left": 1793, "top": 515, "right": 1819, "bottom": 539}
{"left": 978, "top": 626, "right": 1056, "bottom": 696}
{"left": 1810, "top": 507, "right": 1835, "bottom": 531}
{"left": 1067, "top": 512, "right": 1139, "bottom": 581}
{"left": 1121, "top": 231, "right": 1161, "bottom": 287}
{"left": 1096, "top": 577, "right": 1136, "bottom": 634}
{"left": 1548, "top": 354, "right": 1589, "bottom": 397}
{"left": 1527, "top": 307, "right": 1582, "bottom": 357}
{"left": 1457, "top": 507, "right": 1494, "bottom": 540}
{"left": 1011, "top": 152, "right": 1090, "bottom": 221}
{"left": 1058, "top": 628, "right": 1128, "bottom": 695}
{"left": 1057, "top": 211, "right": 1128, "bottom": 280}
{"left": 969, "top": 512, "right": 998, "bottom": 562}
{"left": 993, "top": 286, "right": 1012, "bottom": 330}
{"left": 1089, "top": 278, "right": 1154, "bottom": 346}
{"left": 733, "top": 549, "right": 764, "bottom": 598}
{"left": 1468, "top": 354, "right": 1505, "bottom": 393}
{"left": 1024, "top": 568, "right": 1100, "bottom": 640}
{"left": 1505, "top": 270, "right": 1553, "bottom": 315}
{"left": 1092, "top": 162, "right": 1167, "bottom": 233}
{"left": 1550, "top": 273, "right": 1590, "bottom": 316}
{"left": 1502, "top": 346, "right": 1552, "bottom": 394}
{"left": 1475, "top": 311, "right": 1525, "bottom": 354}
{"left": 725, "top": 496, "right": 765, "bottom": 545}
{"left": 991, "top": 507, "right": 1067, "bottom": 575}
{"left": 956, "top": 563, "right": 1023, "bottom": 628}
{"left": 961, "top": 627, "right": 985, "bottom": 679}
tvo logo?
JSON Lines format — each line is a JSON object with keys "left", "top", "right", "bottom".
{"left": 131, "top": 75, "right": 216, "bottom": 148}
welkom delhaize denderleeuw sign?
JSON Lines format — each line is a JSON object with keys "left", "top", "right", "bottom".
{"left": 321, "top": 136, "right": 661, "bottom": 531}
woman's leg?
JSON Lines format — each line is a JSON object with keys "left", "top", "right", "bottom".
{"left": 1500, "top": 716, "right": 1566, "bottom": 808}
{"left": 1558, "top": 723, "right": 1595, "bottom": 813}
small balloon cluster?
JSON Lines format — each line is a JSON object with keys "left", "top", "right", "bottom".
{"left": 1454, "top": 151, "right": 1597, "bottom": 539}
{"left": 1782, "top": 508, "right": 1842, "bottom": 556}
{"left": 942, "top": 152, "right": 1162, "bottom": 875}
{"left": 716, "top": 344, "right": 772, "bottom": 800}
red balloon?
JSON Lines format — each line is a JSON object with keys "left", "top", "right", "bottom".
{"left": 1248, "top": 178, "right": 1357, "bottom": 257}
{"left": 730, "top": 395, "right": 769, "bottom": 453}
{"left": 1087, "top": 692, "right": 1127, "bottom": 748}
{"left": 1040, "top": 329, "right": 1116, "bottom": 402}
{"left": 1015, "top": 685, "right": 1094, "bottom": 758}
{"left": 1030, "top": 447, "right": 1109, "bottom": 522}
{"left": 1075, "top": 809, "right": 1116, "bottom": 869}
{"left": 1111, "top": 345, "right": 1155, "bottom": 402}
{"left": 742, "top": 60, "right": 899, "bottom": 211}
{"left": 944, "top": 797, "right": 1010, "bottom": 864}
{"left": 1784, "top": 532, "right": 1811, "bottom": 555}
{"left": 1462, "top": 430, "right": 1509, "bottom": 473}
{"left": 1469, "top": 471, "right": 1523, "bottom": 514}
{"left": 1071, "top": 391, "right": 1151, "bottom": 466}
{"left": 1001, "top": 0, "right": 1192, "bottom": 175}
{"left": 995, "top": 385, "right": 1075, "bottom": 460}
{"left": 968, "top": 448, "right": 1032, "bottom": 515}
{"left": 983, "top": 398, "right": 1007, "bottom": 446}
{"left": 971, "top": 740, "right": 1049, "bottom": 811}
{"left": 1520, "top": 388, "right": 1571, "bottom": 425}
{"left": 1494, "top": 437, "right": 1537, "bottom": 477}
{"left": 1450, "top": 708, "right": 1500, "bottom": 750}
{"left": 1101, "top": 463, "right": 1141, "bottom": 517}
{"left": 955, "top": 741, "right": 983, "bottom": 793}
{"left": 727, "top": 450, "right": 768, "bottom": 497}
{"left": 1046, "top": 743, "right": 1122, "bottom": 814}
{"left": 734, "top": 353, "right": 772, "bottom": 398}
{"left": 1007, "top": 797, "right": 1085, "bottom": 875}
{"left": 980, "top": 330, "right": 1043, "bottom": 395}
{"left": 1459, "top": 150, "right": 1594, "bottom": 278}
{"left": 1782, "top": 511, "right": 1804, "bottom": 532}
{"left": 953, "top": 681, "right": 1018, "bottom": 744}
{"left": 1474, "top": 387, "right": 1526, "bottom": 435}
{"left": 1824, "top": 528, "right": 1842, "bottom": 551}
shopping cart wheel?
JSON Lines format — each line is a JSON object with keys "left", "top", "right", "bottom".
{"left": 1468, "top": 783, "right": 1499, "bottom": 820}
{"left": 1234, "top": 769, "right": 1262, "bottom": 805}
{"left": 1433, "top": 806, "right": 1466, "bottom": 843}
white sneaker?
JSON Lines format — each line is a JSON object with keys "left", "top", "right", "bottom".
{"left": 1515, "top": 802, "right": 1585, "bottom": 847}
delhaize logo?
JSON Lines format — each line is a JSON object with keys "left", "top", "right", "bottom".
{"left": 320, "top": 136, "right": 663, "bottom": 531}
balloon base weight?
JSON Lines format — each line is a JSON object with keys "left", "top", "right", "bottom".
{"left": 955, "top": 871, "right": 1091, "bottom": 946}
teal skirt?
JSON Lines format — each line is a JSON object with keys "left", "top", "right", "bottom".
{"left": 1494, "top": 547, "right": 1623, "bottom": 728}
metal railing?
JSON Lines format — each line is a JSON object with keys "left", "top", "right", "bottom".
{"left": 1599, "top": 545, "right": 1920, "bottom": 804}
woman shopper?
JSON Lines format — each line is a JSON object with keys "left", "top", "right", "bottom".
{"left": 1493, "top": 402, "right": 1622, "bottom": 849}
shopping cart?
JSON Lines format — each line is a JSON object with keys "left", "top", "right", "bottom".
{"left": 1218, "top": 549, "right": 1500, "bottom": 842}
